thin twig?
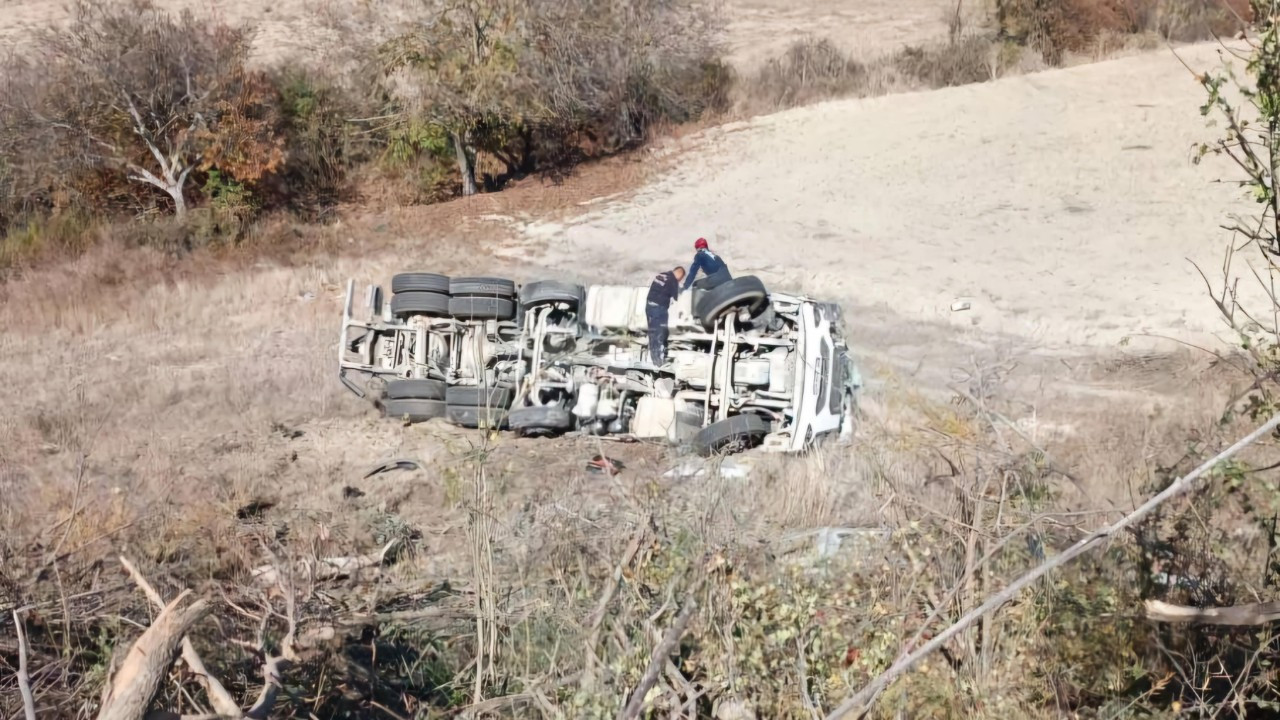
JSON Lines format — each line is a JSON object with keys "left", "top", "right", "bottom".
{"left": 825, "top": 412, "right": 1280, "bottom": 719}
{"left": 14, "top": 610, "right": 37, "bottom": 720}
{"left": 796, "top": 637, "right": 821, "bottom": 720}
{"left": 618, "top": 579, "right": 704, "bottom": 720}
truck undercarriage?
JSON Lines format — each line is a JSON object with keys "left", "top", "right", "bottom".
{"left": 339, "top": 272, "right": 861, "bottom": 456}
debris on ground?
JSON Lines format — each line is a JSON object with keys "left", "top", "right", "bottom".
{"left": 664, "top": 456, "right": 754, "bottom": 480}
{"left": 342, "top": 486, "right": 366, "bottom": 499}
{"left": 586, "top": 454, "right": 625, "bottom": 475}
{"left": 811, "top": 527, "right": 892, "bottom": 559}
{"left": 236, "top": 500, "right": 276, "bottom": 521}
{"left": 775, "top": 527, "right": 894, "bottom": 564}
{"left": 271, "top": 422, "right": 304, "bottom": 439}
{"left": 363, "top": 458, "right": 423, "bottom": 479}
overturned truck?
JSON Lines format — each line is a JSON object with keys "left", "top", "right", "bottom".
{"left": 338, "top": 272, "right": 861, "bottom": 456}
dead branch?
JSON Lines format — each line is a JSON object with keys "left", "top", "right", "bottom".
{"left": 249, "top": 538, "right": 400, "bottom": 586}
{"left": 796, "top": 638, "right": 821, "bottom": 720}
{"left": 242, "top": 652, "right": 286, "bottom": 720}
{"left": 14, "top": 610, "right": 37, "bottom": 720}
{"left": 824, "top": 411, "right": 1280, "bottom": 720}
{"left": 588, "top": 528, "right": 646, "bottom": 631}
{"left": 583, "top": 526, "right": 647, "bottom": 688}
{"left": 457, "top": 672, "right": 583, "bottom": 719}
{"left": 618, "top": 579, "right": 704, "bottom": 720}
{"left": 97, "top": 591, "right": 210, "bottom": 720}
{"left": 1146, "top": 599, "right": 1280, "bottom": 626}
{"left": 119, "top": 556, "right": 241, "bottom": 717}
{"left": 118, "top": 556, "right": 289, "bottom": 720}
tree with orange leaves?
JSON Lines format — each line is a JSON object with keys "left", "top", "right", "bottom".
{"left": 21, "top": 0, "right": 285, "bottom": 216}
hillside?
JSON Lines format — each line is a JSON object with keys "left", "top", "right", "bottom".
{"left": 514, "top": 43, "right": 1250, "bottom": 352}
{"left": 1, "top": 3, "right": 1271, "bottom": 716}
{"left": 0, "top": 0, "right": 954, "bottom": 67}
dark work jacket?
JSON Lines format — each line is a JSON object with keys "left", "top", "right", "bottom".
{"left": 646, "top": 271, "right": 680, "bottom": 311}
{"left": 684, "top": 249, "right": 728, "bottom": 290}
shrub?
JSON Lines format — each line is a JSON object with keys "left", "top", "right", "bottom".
{"left": 894, "top": 36, "right": 998, "bottom": 89}
{"left": 997, "top": 0, "right": 1252, "bottom": 65}
{"left": 377, "top": 0, "right": 731, "bottom": 196}
{"left": 267, "top": 67, "right": 377, "bottom": 218}
{"left": 0, "top": 210, "right": 97, "bottom": 270}
{"left": 27, "top": 0, "right": 285, "bottom": 216}
{"left": 745, "top": 38, "right": 868, "bottom": 111}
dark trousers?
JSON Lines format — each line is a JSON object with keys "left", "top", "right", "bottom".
{"left": 646, "top": 303, "right": 669, "bottom": 365}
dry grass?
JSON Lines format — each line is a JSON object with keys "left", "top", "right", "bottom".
{"left": 0, "top": 2, "right": 1272, "bottom": 717}
{"left": 0, "top": 223, "right": 1262, "bottom": 716}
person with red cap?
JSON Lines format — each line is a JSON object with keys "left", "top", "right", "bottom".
{"left": 683, "top": 237, "right": 731, "bottom": 292}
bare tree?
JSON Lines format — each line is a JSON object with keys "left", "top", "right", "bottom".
{"left": 19, "top": 0, "right": 283, "bottom": 216}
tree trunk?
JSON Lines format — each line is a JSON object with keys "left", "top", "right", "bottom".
{"left": 167, "top": 184, "right": 187, "bottom": 216}
{"left": 452, "top": 130, "right": 478, "bottom": 197}
{"left": 520, "top": 126, "right": 536, "bottom": 174}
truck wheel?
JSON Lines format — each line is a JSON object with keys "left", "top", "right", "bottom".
{"left": 383, "top": 399, "right": 446, "bottom": 422}
{"left": 450, "top": 277, "right": 516, "bottom": 298}
{"left": 692, "top": 413, "right": 771, "bottom": 457}
{"left": 520, "top": 280, "right": 584, "bottom": 309}
{"left": 386, "top": 379, "right": 446, "bottom": 400}
{"left": 695, "top": 276, "right": 769, "bottom": 331}
{"left": 392, "top": 273, "right": 450, "bottom": 294}
{"left": 449, "top": 297, "right": 516, "bottom": 320}
{"left": 446, "top": 385, "right": 514, "bottom": 408}
{"left": 446, "top": 405, "right": 509, "bottom": 429}
{"left": 509, "top": 406, "right": 573, "bottom": 436}
{"left": 391, "top": 291, "right": 450, "bottom": 318}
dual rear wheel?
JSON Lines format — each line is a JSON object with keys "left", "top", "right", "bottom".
{"left": 384, "top": 272, "right": 518, "bottom": 424}
{"left": 390, "top": 272, "right": 518, "bottom": 322}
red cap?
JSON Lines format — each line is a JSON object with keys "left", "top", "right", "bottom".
{"left": 694, "top": 237, "right": 708, "bottom": 249}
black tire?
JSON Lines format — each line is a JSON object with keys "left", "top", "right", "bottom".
{"left": 392, "top": 273, "right": 450, "bottom": 294}
{"left": 391, "top": 291, "right": 450, "bottom": 318}
{"left": 383, "top": 399, "right": 447, "bottom": 423}
{"left": 694, "top": 276, "right": 769, "bottom": 331}
{"left": 449, "top": 297, "right": 516, "bottom": 320}
{"left": 520, "top": 280, "right": 585, "bottom": 309}
{"left": 446, "top": 385, "right": 514, "bottom": 409}
{"left": 385, "top": 378, "right": 447, "bottom": 400}
{"left": 446, "top": 405, "right": 508, "bottom": 429}
{"left": 693, "top": 413, "right": 772, "bottom": 457}
{"left": 450, "top": 277, "right": 516, "bottom": 298}
{"left": 509, "top": 405, "right": 573, "bottom": 435}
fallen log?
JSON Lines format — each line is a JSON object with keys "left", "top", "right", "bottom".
{"left": 249, "top": 538, "right": 400, "bottom": 587}
{"left": 1146, "top": 599, "right": 1280, "bottom": 626}
{"left": 97, "top": 591, "right": 210, "bottom": 720}
{"left": 119, "top": 556, "right": 242, "bottom": 717}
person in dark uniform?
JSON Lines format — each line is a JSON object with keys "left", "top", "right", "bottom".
{"left": 683, "top": 237, "right": 731, "bottom": 291}
{"left": 646, "top": 266, "right": 686, "bottom": 367}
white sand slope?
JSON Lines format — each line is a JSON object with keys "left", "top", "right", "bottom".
{"left": 526, "top": 44, "right": 1256, "bottom": 351}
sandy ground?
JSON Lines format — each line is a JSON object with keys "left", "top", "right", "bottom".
{"left": 0, "top": 0, "right": 954, "bottom": 66}
{"left": 506, "top": 43, "right": 1254, "bottom": 356}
